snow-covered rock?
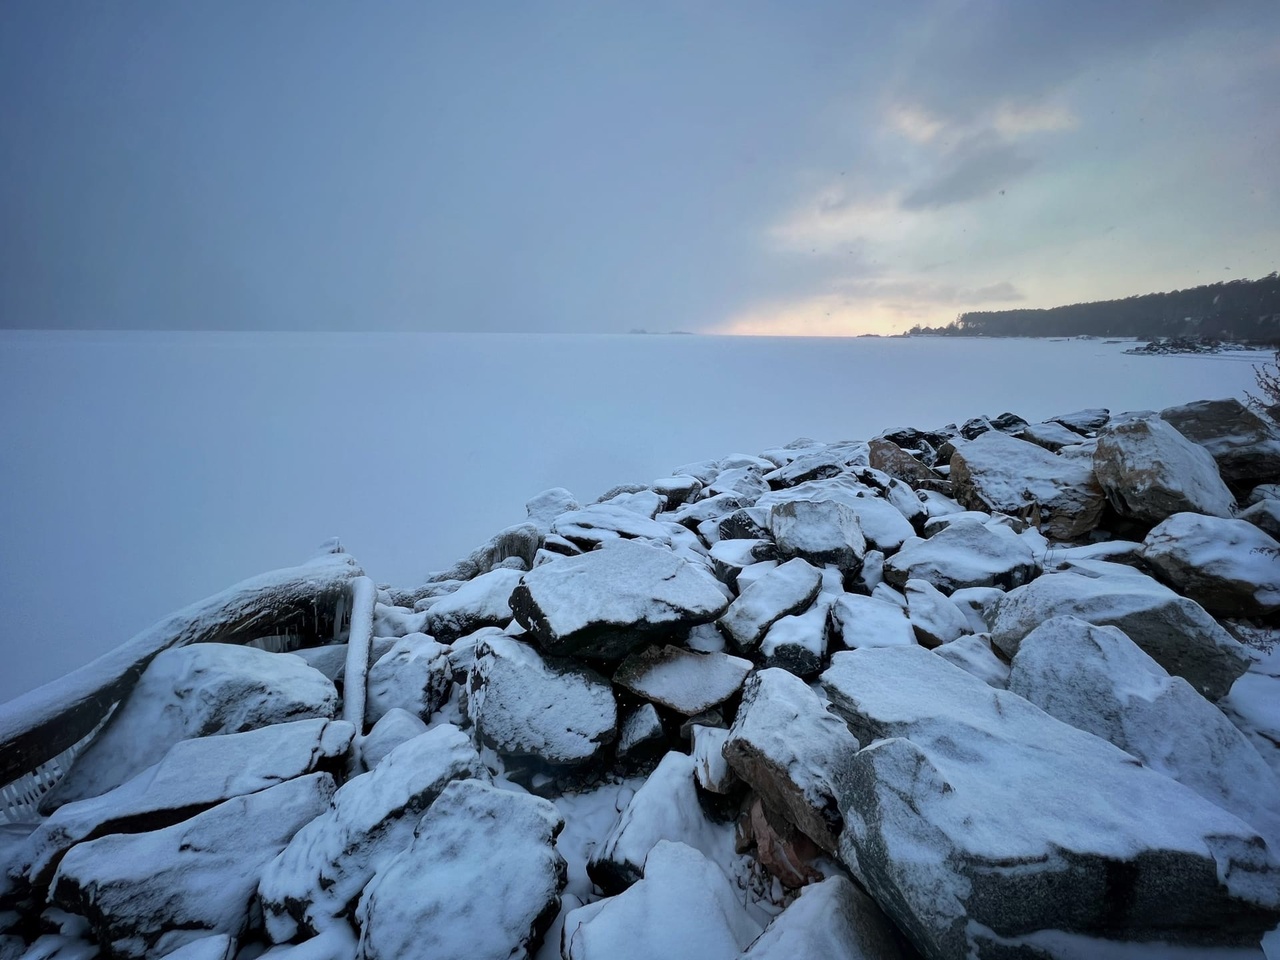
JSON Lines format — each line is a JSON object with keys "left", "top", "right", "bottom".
{"left": 525, "top": 487, "right": 581, "bottom": 533}
{"left": 1093, "top": 415, "right": 1235, "bottom": 522}
{"left": 932, "top": 633, "right": 1009, "bottom": 688}
{"left": 883, "top": 517, "right": 1038, "bottom": 594}
{"left": 359, "top": 708, "right": 427, "bottom": 770}
{"left": 821, "top": 646, "right": 1280, "bottom": 959}
{"left": 740, "top": 874, "right": 908, "bottom": 960}
{"left": 563, "top": 841, "right": 761, "bottom": 960}
{"left": 904, "top": 578, "right": 970, "bottom": 648}
{"left": 421, "top": 568, "right": 522, "bottom": 641}
{"left": 1016, "top": 419, "right": 1089, "bottom": 452}
{"left": 758, "top": 584, "right": 836, "bottom": 678}
{"left": 762, "top": 448, "right": 850, "bottom": 487}
{"left": 467, "top": 635, "right": 617, "bottom": 768}
{"left": 24, "top": 718, "right": 353, "bottom": 890}
{"left": 1007, "top": 616, "right": 1280, "bottom": 847}
{"left": 758, "top": 479, "right": 916, "bottom": 554}
{"left": 258, "top": 724, "right": 485, "bottom": 941}
{"left": 613, "top": 645, "right": 751, "bottom": 716}
{"left": 671, "top": 492, "right": 748, "bottom": 529}
{"left": 705, "top": 465, "right": 771, "bottom": 500}
{"left": 989, "top": 568, "right": 1252, "bottom": 700}
{"left": 768, "top": 500, "right": 866, "bottom": 575}
{"left": 1049, "top": 407, "right": 1110, "bottom": 434}
{"left": 723, "top": 669, "right": 860, "bottom": 854}
{"left": 949, "top": 430, "right": 1105, "bottom": 540}
{"left": 510, "top": 539, "right": 729, "bottom": 660}
{"left": 718, "top": 558, "right": 823, "bottom": 654}
{"left": 364, "top": 634, "right": 451, "bottom": 726}
{"left": 1241, "top": 498, "right": 1280, "bottom": 539}
{"left": 827, "top": 593, "right": 916, "bottom": 650}
{"left": 587, "top": 751, "right": 736, "bottom": 894}
{"left": 708, "top": 538, "right": 777, "bottom": 592}
{"left": 549, "top": 502, "right": 672, "bottom": 551}
{"left": 43, "top": 644, "right": 338, "bottom": 811}
{"left": 355, "top": 779, "right": 565, "bottom": 960}
{"left": 1160, "top": 397, "right": 1280, "bottom": 483}
{"left": 1141, "top": 513, "right": 1280, "bottom": 616}
{"left": 650, "top": 475, "right": 703, "bottom": 509}
{"left": 51, "top": 774, "right": 335, "bottom": 960}
{"left": 616, "top": 704, "right": 665, "bottom": 764}
{"left": 690, "top": 725, "right": 737, "bottom": 794}
{"left": 868, "top": 438, "right": 944, "bottom": 488}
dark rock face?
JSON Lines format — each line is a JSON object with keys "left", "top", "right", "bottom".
{"left": 1142, "top": 512, "right": 1280, "bottom": 616}
{"left": 868, "top": 438, "right": 944, "bottom": 488}
{"left": 1160, "top": 397, "right": 1280, "bottom": 483}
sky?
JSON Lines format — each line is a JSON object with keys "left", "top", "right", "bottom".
{"left": 1, "top": 1, "right": 1277, "bottom": 336}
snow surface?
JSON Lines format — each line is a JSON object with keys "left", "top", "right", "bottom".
{"left": 612, "top": 646, "right": 751, "bottom": 716}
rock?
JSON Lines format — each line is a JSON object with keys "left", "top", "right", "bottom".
{"left": 868, "top": 438, "right": 943, "bottom": 488}
{"left": 685, "top": 621, "right": 727, "bottom": 653}
{"left": 421, "top": 568, "right": 522, "bottom": 641}
{"left": 1016, "top": 420, "right": 1090, "bottom": 452}
{"left": 359, "top": 708, "right": 427, "bottom": 770}
{"left": 828, "top": 593, "right": 917, "bottom": 650}
{"left": 563, "top": 841, "right": 760, "bottom": 960}
{"left": 769, "top": 500, "right": 866, "bottom": 575}
{"left": 364, "top": 634, "right": 452, "bottom": 726}
{"left": 23, "top": 719, "right": 353, "bottom": 890}
{"left": 370, "top": 602, "right": 429, "bottom": 638}
{"left": 650, "top": 476, "right": 703, "bottom": 510}
{"left": 734, "top": 559, "right": 779, "bottom": 594}
{"left": 291, "top": 643, "right": 360, "bottom": 686}
{"left": 510, "top": 539, "right": 729, "bottom": 660}
{"left": 708, "top": 538, "right": 777, "bottom": 591}
{"left": 1160, "top": 397, "right": 1280, "bottom": 483}
{"left": 1007, "top": 616, "right": 1280, "bottom": 847}
{"left": 716, "top": 507, "right": 772, "bottom": 541}
{"left": 616, "top": 704, "right": 665, "bottom": 763}
{"left": 932, "top": 633, "right": 1009, "bottom": 688}
{"left": 723, "top": 669, "right": 860, "bottom": 854}
{"left": 740, "top": 875, "right": 909, "bottom": 960}
{"left": 550, "top": 503, "right": 673, "bottom": 551}
{"left": 1242, "top": 499, "right": 1280, "bottom": 539}
{"left": 690, "top": 725, "right": 738, "bottom": 794}
{"left": 671, "top": 493, "right": 748, "bottom": 529}
{"left": 884, "top": 517, "right": 1039, "bottom": 594}
{"left": 1093, "top": 415, "right": 1235, "bottom": 522}
{"left": 989, "top": 568, "right": 1252, "bottom": 700}
{"left": 525, "top": 487, "right": 581, "bottom": 532}
{"left": 468, "top": 635, "right": 617, "bottom": 768}
{"left": 50, "top": 774, "right": 335, "bottom": 960}
{"left": 705, "top": 465, "right": 771, "bottom": 500}
{"left": 949, "top": 430, "right": 1105, "bottom": 540}
{"left": 947, "top": 586, "right": 1004, "bottom": 633}
{"left": 1142, "top": 513, "right": 1280, "bottom": 616}
{"left": 821, "top": 646, "right": 1280, "bottom": 959}
{"left": 762, "top": 449, "right": 851, "bottom": 487}
{"left": 1250, "top": 483, "right": 1280, "bottom": 506}
{"left": 905, "top": 579, "right": 971, "bottom": 648}
{"left": 718, "top": 558, "right": 823, "bottom": 654}
{"left": 596, "top": 488, "right": 666, "bottom": 518}
{"left": 425, "top": 523, "right": 541, "bottom": 583}
{"left": 1048, "top": 408, "right": 1110, "bottom": 434}
{"left": 758, "top": 572, "right": 840, "bottom": 678}
{"left": 258, "top": 724, "right": 485, "bottom": 941}
{"left": 587, "top": 751, "right": 736, "bottom": 894}
{"left": 43, "top": 644, "right": 338, "bottom": 812}
{"left": 355, "top": 779, "right": 566, "bottom": 960}
{"left": 736, "top": 794, "right": 823, "bottom": 888}
{"left": 959, "top": 416, "right": 993, "bottom": 440}
{"left": 613, "top": 645, "right": 752, "bottom": 716}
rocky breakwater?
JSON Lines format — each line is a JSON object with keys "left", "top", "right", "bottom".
{"left": 3, "top": 397, "right": 1280, "bottom": 960}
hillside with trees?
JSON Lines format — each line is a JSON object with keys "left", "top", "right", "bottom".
{"left": 909, "top": 273, "right": 1280, "bottom": 342}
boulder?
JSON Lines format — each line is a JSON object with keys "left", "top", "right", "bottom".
{"left": 355, "top": 779, "right": 566, "bottom": 960}
{"left": 421, "top": 568, "right": 522, "bottom": 641}
{"left": 718, "top": 558, "right": 823, "bottom": 654}
{"left": 1241, "top": 499, "right": 1280, "bottom": 539}
{"left": 615, "top": 704, "right": 665, "bottom": 764}
{"left": 868, "top": 438, "right": 943, "bottom": 488}
{"left": 467, "top": 635, "right": 617, "bottom": 768}
{"left": 904, "top": 579, "right": 970, "bottom": 648}
{"left": 1007, "top": 616, "right": 1280, "bottom": 847}
{"left": 1048, "top": 408, "right": 1110, "bottom": 434}
{"left": 821, "top": 646, "right": 1280, "bottom": 959}
{"left": 762, "top": 449, "right": 852, "bottom": 487}
{"left": 884, "top": 518, "right": 1039, "bottom": 594}
{"left": 50, "top": 774, "right": 335, "bottom": 960}
{"left": 932, "top": 633, "right": 1009, "bottom": 688}
{"left": 359, "top": 708, "right": 427, "bottom": 770}
{"left": 989, "top": 568, "right": 1252, "bottom": 701}
{"left": 705, "top": 465, "right": 771, "bottom": 500}
{"left": 510, "top": 539, "right": 729, "bottom": 659}
{"left": 364, "top": 634, "right": 451, "bottom": 726}
{"left": 613, "top": 645, "right": 751, "bottom": 716}
{"left": 723, "top": 669, "right": 860, "bottom": 854}
{"left": 1016, "top": 420, "right": 1089, "bottom": 452}
{"left": 708, "top": 538, "right": 776, "bottom": 592}
{"left": 671, "top": 493, "right": 748, "bottom": 529}
{"left": 1141, "top": 513, "right": 1280, "bottom": 616}
{"left": 1160, "top": 397, "right": 1280, "bottom": 483}
{"left": 758, "top": 572, "right": 840, "bottom": 678}
{"left": 769, "top": 500, "right": 866, "bottom": 575}
{"left": 1093, "top": 415, "right": 1235, "bottom": 523}
{"left": 650, "top": 475, "right": 703, "bottom": 509}
{"left": 43, "top": 644, "right": 338, "bottom": 811}
{"left": 758, "top": 477, "right": 914, "bottom": 552}
{"left": 949, "top": 431, "right": 1105, "bottom": 540}
{"left": 828, "top": 593, "right": 917, "bottom": 650}
{"left": 690, "top": 725, "right": 737, "bottom": 794}
{"left": 258, "top": 724, "right": 486, "bottom": 941}
{"left": 740, "top": 875, "right": 909, "bottom": 960}
{"left": 525, "top": 487, "right": 581, "bottom": 533}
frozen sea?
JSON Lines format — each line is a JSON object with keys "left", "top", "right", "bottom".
{"left": 0, "top": 331, "right": 1263, "bottom": 703}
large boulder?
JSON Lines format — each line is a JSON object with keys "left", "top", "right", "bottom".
{"left": 612, "top": 645, "right": 751, "bottom": 716}
{"left": 722, "top": 669, "right": 860, "bottom": 854}
{"left": 258, "top": 724, "right": 486, "bottom": 941}
{"left": 509, "top": 540, "right": 729, "bottom": 659}
{"left": 741, "top": 874, "right": 909, "bottom": 960}
{"left": 421, "top": 567, "right": 522, "bottom": 641}
{"left": 821, "top": 647, "right": 1280, "bottom": 959}
{"left": 467, "top": 635, "right": 617, "bottom": 768}
{"left": 364, "top": 633, "right": 452, "bottom": 726}
{"left": 355, "top": 779, "right": 566, "bottom": 960}
{"left": 868, "top": 438, "right": 944, "bottom": 488}
{"left": 989, "top": 567, "right": 1251, "bottom": 701}
{"left": 1007, "top": 616, "right": 1280, "bottom": 847}
{"left": 768, "top": 500, "right": 866, "bottom": 575}
{"left": 904, "top": 579, "right": 970, "bottom": 649}
{"left": 1141, "top": 512, "right": 1280, "bottom": 616}
{"left": 1093, "top": 415, "right": 1235, "bottom": 522}
{"left": 883, "top": 518, "right": 1039, "bottom": 594}
{"left": 50, "top": 774, "right": 335, "bottom": 960}
{"left": 718, "top": 558, "right": 823, "bottom": 654}
{"left": 948, "top": 431, "right": 1105, "bottom": 540}
{"left": 42, "top": 644, "right": 338, "bottom": 811}
{"left": 758, "top": 569, "right": 841, "bottom": 677}
{"left": 828, "top": 593, "right": 917, "bottom": 650}
{"left": 1160, "top": 397, "right": 1280, "bottom": 483}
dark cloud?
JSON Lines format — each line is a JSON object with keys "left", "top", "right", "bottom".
{"left": 901, "top": 135, "right": 1035, "bottom": 210}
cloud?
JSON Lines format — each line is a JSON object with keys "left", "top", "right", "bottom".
{"left": 886, "top": 103, "right": 945, "bottom": 144}
{"left": 994, "top": 100, "right": 1079, "bottom": 137}
{"left": 901, "top": 134, "right": 1036, "bottom": 210}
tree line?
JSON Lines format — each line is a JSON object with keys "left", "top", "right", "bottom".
{"left": 908, "top": 273, "right": 1280, "bottom": 342}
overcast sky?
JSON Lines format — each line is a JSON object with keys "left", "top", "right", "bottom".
{"left": 2, "top": 1, "right": 1277, "bottom": 336}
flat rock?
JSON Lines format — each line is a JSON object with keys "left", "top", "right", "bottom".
{"left": 1016, "top": 420, "right": 1089, "bottom": 452}
{"left": 1142, "top": 513, "right": 1280, "bottom": 616}
{"left": 1008, "top": 616, "right": 1280, "bottom": 848}
{"left": 821, "top": 646, "right": 1280, "bottom": 959}
{"left": 550, "top": 502, "right": 673, "bottom": 551}
{"left": 1093, "top": 415, "right": 1235, "bottom": 523}
{"left": 723, "top": 669, "right": 860, "bottom": 854}
{"left": 1161, "top": 397, "right": 1280, "bottom": 483}
{"left": 421, "top": 568, "right": 522, "bottom": 641}
{"left": 355, "top": 779, "right": 566, "bottom": 960}
{"left": 884, "top": 517, "right": 1039, "bottom": 594}
{"left": 258, "top": 724, "right": 486, "bottom": 941}
{"left": 769, "top": 500, "right": 866, "bottom": 575}
{"left": 741, "top": 874, "right": 908, "bottom": 960}
{"left": 468, "top": 634, "right": 617, "bottom": 767}
{"left": 828, "top": 593, "right": 917, "bottom": 650}
{"left": 51, "top": 774, "right": 335, "bottom": 960}
{"left": 510, "top": 539, "right": 729, "bottom": 659}
{"left": 1048, "top": 407, "right": 1110, "bottom": 434}
{"left": 949, "top": 430, "right": 1105, "bottom": 540}
{"left": 719, "top": 558, "right": 823, "bottom": 654}
{"left": 43, "top": 644, "right": 338, "bottom": 812}
{"left": 364, "top": 634, "right": 452, "bottom": 726}
{"left": 905, "top": 578, "right": 971, "bottom": 648}
{"left": 989, "top": 568, "right": 1252, "bottom": 701}
{"left": 613, "top": 645, "right": 751, "bottom": 716}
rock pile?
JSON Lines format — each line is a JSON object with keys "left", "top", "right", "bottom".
{"left": 3, "top": 397, "right": 1280, "bottom": 960}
